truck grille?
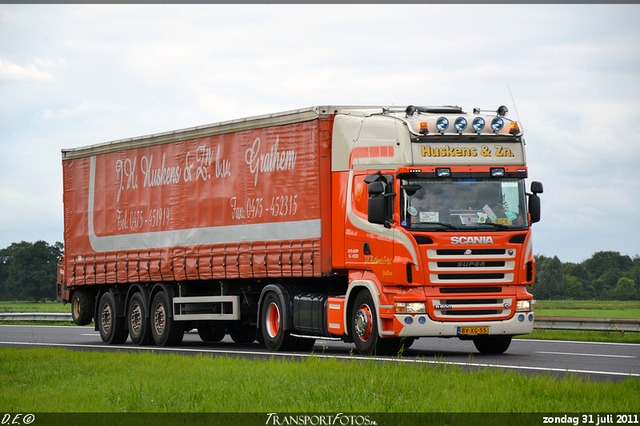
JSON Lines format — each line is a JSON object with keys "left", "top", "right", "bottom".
{"left": 427, "top": 248, "right": 516, "bottom": 284}
{"left": 425, "top": 247, "right": 516, "bottom": 320}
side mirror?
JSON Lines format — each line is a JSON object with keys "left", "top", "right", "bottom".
{"left": 368, "top": 196, "right": 386, "bottom": 225}
{"left": 368, "top": 181, "right": 385, "bottom": 196}
{"left": 528, "top": 181, "right": 543, "bottom": 224}
{"left": 401, "top": 184, "right": 422, "bottom": 197}
{"left": 366, "top": 177, "right": 394, "bottom": 226}
{"left": 531, "top": 181, "right": 543, "bottom": 194}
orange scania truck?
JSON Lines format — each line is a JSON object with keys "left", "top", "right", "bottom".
{"left": 58, "top": 104, "right": 543, "bottom": 354}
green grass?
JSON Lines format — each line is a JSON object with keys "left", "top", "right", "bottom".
{"left": 534, "top": 300, "right": 640, "bottom": 318}
{"left": 0, "top": 300, "right": 70, "bottom": 313}
{"left": 0, "top": 347, "right": 638, "bottom": 413}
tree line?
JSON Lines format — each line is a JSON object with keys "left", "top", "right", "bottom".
{"left": 532, "top": 251, "right": 640, "bottom": 300}
{"left": 0, "top": 241, "right": 638, "bottom": 302}
{"left": 0, "top": 241, "right": 63, "bottom": 302}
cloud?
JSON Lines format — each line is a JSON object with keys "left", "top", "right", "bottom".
{"left": 0, "top": 59, "right": 54, "bottom": 82}
{"left": 0, "top": 4, "right": 639, "bottom": 263}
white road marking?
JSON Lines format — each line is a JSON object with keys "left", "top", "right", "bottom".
{"left": 535, "top": 351, "right": 635, "bottom": 359}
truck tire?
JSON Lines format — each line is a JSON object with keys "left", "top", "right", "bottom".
{"left": 261, "top": 292, "right": 297, "bottom": 351}
{"left": 197, "top": 323, "right": 226, "bottom": 342}
{"left": 294, "top": 338, "right": 316, "bottom": 351}
{"left": 150, "top": 291, "right": 184, "bottom": 347}
{"left": 472, "top": 335, "right": 512, "bottom": 354}
{"left": 97, "top": 292, "right": 128, "bottom": 344}
{"left": 350, "top": 290, "right": 380, "bottom": 355}
{"left": 230, "top": 325, "right": 256, "bottom": 344}
{"left": 127, "top": 292, "right": 153, "bottom": 345}
{"left": 71, "top": 289, "right": 94, "bottom": 326}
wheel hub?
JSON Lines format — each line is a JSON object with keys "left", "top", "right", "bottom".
{"left": 354, "top": 304, "right": 372, "bottom": 342}
{"left": 154, "top": 304, "right": 165, "bottom": 335}
{"left": 266, "top": 302, "right": 280, "bottom": 338}
{"left": 101, "top": 304, "right": 112, "bottom": 334}
{"left": 131, "top": 304, "right": 142, "bottom": 334}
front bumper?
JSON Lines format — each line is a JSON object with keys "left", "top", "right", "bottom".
{"left": 394, "top": 311, "right": 534, "bottom": 338}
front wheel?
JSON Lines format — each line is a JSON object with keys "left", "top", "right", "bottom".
{"left": 472, "top": 335, "right": 512, "bottom": 354}
{"left": 150, "top": 291, "right": 184, "bottom": 347}
{"left": 349, "top": 291, "right": 379, "bottom": 355}
{"left": 97, "top": 292, "right": 128, "bottom": 344}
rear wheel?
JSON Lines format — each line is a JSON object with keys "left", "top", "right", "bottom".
{"left": 127, "top": 292, "right": 152, "bottom": 345}
{"left": 71, "top": 289, "right": 94, "bottom": 326}
{"left": 261, "top": 292, "right": 297, "bottom": 351}
{"left": 350, "top": 291, "right": 379, "bottom": 355}
{"left": 472, "top": 335, "right": 512, "bottom": 354}
{"left": 97, "top": 292, "right": 128, "bottom": 344}
{"left": 150, "top": 291, "right": 184, "bottom": 347}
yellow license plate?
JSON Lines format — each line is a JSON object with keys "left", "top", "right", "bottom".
{"left": 457, "top": 326, "right": 489, "bottom": 335}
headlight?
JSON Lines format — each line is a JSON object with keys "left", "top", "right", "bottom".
{"left": 516, "top": 300, "right": 532, "bottom": 312}
{"left": 395, "top": 302, "right": 426, "bottom": 314}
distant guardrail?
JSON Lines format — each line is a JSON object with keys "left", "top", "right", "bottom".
{"left": 534, "top": 316, "right": 640, "bottom": 333}
{"left": 0, "top": 312, "right": 73, "bottom": 322}
{"left": 1, "top": 313, "right": 639, "bottom": 332}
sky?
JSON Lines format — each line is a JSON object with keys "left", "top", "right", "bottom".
{"left": 1, "top": 4, "right": 639, "bottom": 264}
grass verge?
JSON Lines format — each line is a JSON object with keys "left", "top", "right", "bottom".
{"left": 0, "top": 347, "right": 638, "bottom": 413}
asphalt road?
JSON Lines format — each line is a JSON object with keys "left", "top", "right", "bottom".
{"left": 1, "top": 324, "right": 638, "bottom": 382}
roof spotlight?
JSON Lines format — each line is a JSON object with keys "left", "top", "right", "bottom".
{"left": 454, "top": 117, "right": 467, "bottom": 132}
{"left": 436, "top": 117, "right": 449, "bottom": 132}
{"left": 491, "top": 117, "right": 504, "bottom": 132}
{"left": 497, "top": 105, "right": 508, "bottom": 117}
{"left": 472, "top": 117, "right": 485, "bottom": 132}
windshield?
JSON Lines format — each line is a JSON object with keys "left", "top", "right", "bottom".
{"left": 401, "top": 178, "right": 528, "bottom": 230}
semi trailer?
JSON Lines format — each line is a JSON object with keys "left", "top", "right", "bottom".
{"left": 57, "top": 104, "right": 543, "bottom": 354}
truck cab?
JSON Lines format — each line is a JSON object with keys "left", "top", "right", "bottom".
{"left": 330, "top": 105, "right": 542, "bottom": 354}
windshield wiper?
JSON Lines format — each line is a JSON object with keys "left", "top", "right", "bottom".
{"left": 473, "top": 222, "right": 509, "bottom": 229}
{"left": 423, "top": 222, "right": 459, "bottom": 230}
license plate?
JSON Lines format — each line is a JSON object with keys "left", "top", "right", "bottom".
{"left": 457, "top": 326, "right": 489, "bottom": 335}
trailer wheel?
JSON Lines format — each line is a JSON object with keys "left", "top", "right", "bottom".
{"left": 150, "top": 291, "right": 184, "bottom": 347}
{"left": 127, "top": 292, "right": 152, "bottom": 345}
{"left": 350, "top": 291, "right": 379, "bottom": 355}
{"left": 261, "top": 292, "right": 296, "bottom": 351}
{"left": 71, "top": 289, "right": 94, "bottom": 326}
{"left": 472, "top": 335, "right": 512, "bottom": 354}
{"left": 98, "top": 292, "right": 128, "bottom": 344}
